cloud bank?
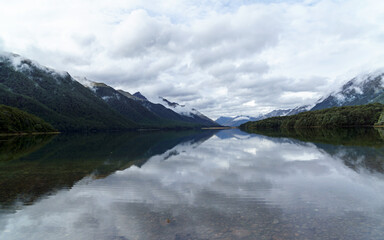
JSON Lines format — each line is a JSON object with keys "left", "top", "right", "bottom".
{"left": 1, "top": 0, "right": 384, "bottom": 118}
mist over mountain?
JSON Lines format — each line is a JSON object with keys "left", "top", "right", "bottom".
{"left": 219, "top": 70, "right": 384, "bottom": 126}
{"left": 311, "top": 70, "right": 384, "bottom": 110}
{"left": 0, "top": 52, "right": 218, "bottom": 131}
{"left": 216, "top": 116, "right": 260, "bottom": 127}
{"left": 160, "top": 97, "right": 219, "bottom": 127}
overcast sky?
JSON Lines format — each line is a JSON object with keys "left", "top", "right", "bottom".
{"left": 1, "top": 0, "right": 384, "bottom": 119}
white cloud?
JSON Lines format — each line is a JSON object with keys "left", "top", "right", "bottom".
{"left": 1, "top": 0, "right": 384, "bottom": 118}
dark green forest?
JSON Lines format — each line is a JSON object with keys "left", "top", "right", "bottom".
{"left": 241, "top": 103, "right": 384, "bottom": 130}
{"left": 0, "top": 104, "right": 57, "bottom": 134}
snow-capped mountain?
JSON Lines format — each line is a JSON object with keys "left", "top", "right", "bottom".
{"left": 216, "top": 115, "right": 260, "bottom": 127}
{"left": 0, "top": 52, "right": 140, "bottom": 131}
{"left": 160, "top": 97, "right": 219, "bottom": 126}
{"left": 0, "top": 51, "right": 219, "bottom": 130}
{"left": 75, "top": 77, "right": 219, "bottom": 127}
{"left": 0, "top": 52, "right": 69, "bottom": 79}
{"left": 262, "top": 105, "right": 312, "bottom": 118}
{"left": 132, "top": 92, "right": 148, "bottom": 101}
{"left": 216, "top": 105, "right": 312, "bottom": 127}
{"left": 311, "top": 70, "right": 384, "bottom": 110}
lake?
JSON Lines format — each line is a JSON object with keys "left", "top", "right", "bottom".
{"left": 0, "top": 128, "right": 384, "bottom": 240}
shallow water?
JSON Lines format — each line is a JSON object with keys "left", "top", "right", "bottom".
{"left": 0, "top": 128, "right": 384, "bottom": 239}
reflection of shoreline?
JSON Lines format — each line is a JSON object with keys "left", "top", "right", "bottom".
{"left": 241, "top": 127, "right": 384, "bottom": 174}
{"left": 0, "top": 130, "right": 217, "bottom": 209}
{"left": 242, "top": 127, "right": 384, "bottom": 148}
{"left": 0, "top": 134, "right": 55, "bottom": 162}
{"left": 0, "top": 132, "right": 60, "bottom": 137}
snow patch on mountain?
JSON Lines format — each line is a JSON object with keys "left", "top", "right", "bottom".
{"left": 311, "top": 68, "right": 384, "bottom": 110}
{"left": 353, "top": 68, "right": 384, "bottom": 85}
{"left": 233, "top": 116, "right": 251, "bottom": 121}
{"left": 160, "top": 97, "right": 198, "bottom": 117}
{"left": 0, "top": 51, "right": 68, "bottom": 78}
{"left": 73, "top": 76, "right": 97, "bottom": 92}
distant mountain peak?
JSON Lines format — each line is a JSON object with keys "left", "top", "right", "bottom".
{"left": 216, "top": 115, "right": 260, "bottom": 127}
{"left": 159, "top": 97, "right": 185, "bottom": 108}
{"left": 158, "top": 97, "right": 218, "bottom": 125}
{"left": 117, "top": 89, "right": 134, "bottom": 99}
{"left": 0, "top": 51, "right": 69, "bottom": 79}
{"left": 311, "top": 70, "right": 384, "bottom": 111}
{"left": 133, "top": 92, "right": 148, "bottom": 101}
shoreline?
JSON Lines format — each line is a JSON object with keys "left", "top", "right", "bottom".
{"left": 0, "top": 132, "right": 60, "bottom": 137}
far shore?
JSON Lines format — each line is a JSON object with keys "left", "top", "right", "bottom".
{"left": 201, "top": 127, "right": 237, "bottom": 130}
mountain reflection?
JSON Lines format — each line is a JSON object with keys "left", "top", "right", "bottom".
{"left": 1, "top": 129, "right": 384, "bottom": 240}
{"left": 243, "top": 127, "right": 384, "bottom": 173}
{"left": 0, "top": 130, "right": 217, "bottom": 209}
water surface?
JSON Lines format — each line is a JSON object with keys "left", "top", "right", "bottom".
{"left": 0, "top": 128, "right": 384, "bottom": 239}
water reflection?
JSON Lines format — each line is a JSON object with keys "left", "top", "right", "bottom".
{"left": 245, "top": 127, "right": 384, "bottom": 173}
{"left": 0, "top": 130, "right": 216, "bottom": 209}
{"left": 1, "top": 129, "right": 384, "bottom": 240}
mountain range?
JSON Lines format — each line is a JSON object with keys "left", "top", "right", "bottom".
{"left": 217, "top": 70, "right": 384, "bottom": 126}
{"left": 0, "top": 52, "right": 218, "bottom": 132}
{"left": 216, "top": 116, "right": 260, "bottom": 127}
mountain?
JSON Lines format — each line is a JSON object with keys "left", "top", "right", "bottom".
{"left": 0, "top": 104, "right": 57, "bottom": 133}
{"left": 241, "top": 103, "right": 384, "bottom": 130}
{"left": 160, "top": 97, "right": 219, "bottom": 126}
{"left": 75, "top": 77, "right": 173, "bottom": 127}
{"left": 253, "top": 70, "right": 384, "bottom": 120}
{"left": 262, "top": 105, "right": 312, "bottom": 119}
{"left": 216, "top": 115, "right": 260, "bottom": 127}
{"left": 132, "top": 92, "right": 148, "bottom": 101}
{"left": 75, "top": 77, "right": 213, "bottom": 128}
{"left": 0, "top": 52, "right": 137, "bottom": 131}
{"left": 312, "top": 70, "right": 384, "bottom": 110}
{"left": 0, "top": 52, "right": 219, "bottom": 131}
{"left": 216, "top": 105, "right": 312, "bottom": 127}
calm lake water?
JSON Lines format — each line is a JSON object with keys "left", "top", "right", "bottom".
{"left": 1, "top": 128, "right": 384, "bottom": 240}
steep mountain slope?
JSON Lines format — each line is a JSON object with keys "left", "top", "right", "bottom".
{"left": 160, "top": 97, "right": 219, "bottom": 126}
{"left": 0, "top": 52, "right": 137, "bottom": 131}
{"left": 241, "top": 103, "right": 384, "bottom": 130}
{"left": 217, "top": 105, "right": 311, "bottom": 127}
{"left": 120, "top": 91, "right": 202, "bottom": 126}
{"left": 0, "top": 104, "right": 57, "bottom": 133}
{"left": 75, "top": 77, "right": 202, "bottom": 128}
{"left": 215, "top": 116, "right": 234, "bottom": 126}
{"left": 312, "top": 70, "right": 384, "bottom": 110}
{"left": 75, "top": 77, "right": 163, "bottom": 125}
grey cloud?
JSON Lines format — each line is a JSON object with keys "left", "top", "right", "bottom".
{"left": 2, "top": 0, "right": 384, "bottom": 119}
{"left": 72, "top": 34, "right": 96, "bottom": 47}
{"left": 111, "top": 10, "right": 180, "bottom": 58}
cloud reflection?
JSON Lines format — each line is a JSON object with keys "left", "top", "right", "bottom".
{"left": 1, "top": 129, "right": 384, "bottom": 240}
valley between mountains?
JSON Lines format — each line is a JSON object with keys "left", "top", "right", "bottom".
{"left": 2, "top": 51, "right": 384, "bottom": 133}
{"left": 0, "top": 52, "right": 219, "bottom": 133}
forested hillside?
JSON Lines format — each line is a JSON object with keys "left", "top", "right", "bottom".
{"left": 240, "top": 103, "right": 384, "bottom": 130}
{"left": 0, "top": 104, "right": 57, "bottom": 134}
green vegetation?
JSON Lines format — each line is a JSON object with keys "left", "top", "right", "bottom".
{"left": 0, "top": 59, "right": 138, "bottom": 131}
{"left": 0, "top": 58, "right": 216, "bottom": 131}
{"left": 375, "top": 111, "right": 384, "bottom": 126}
{"left": 0, "top": 104, "right": 57, "bottom": 134}
{"left": 241, "top": 103, "right": 384, "bottom": 130}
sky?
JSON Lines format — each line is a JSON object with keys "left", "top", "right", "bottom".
{"left": 1, "top": 0, "right": 384, "bottom": 119}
